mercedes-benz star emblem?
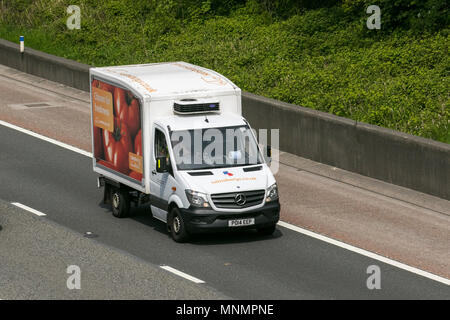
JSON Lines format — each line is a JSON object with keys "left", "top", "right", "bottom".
{"left": 235, "top": 193, "right": 246, "bottom": 206}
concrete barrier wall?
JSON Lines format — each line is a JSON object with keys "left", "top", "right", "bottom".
{"left": 242, "top": 92, "right": 450, "bottom": 200}
{"left": 0, "top": 39, "right": 90, "bottom": 91}
{"left": 1, "top": 38, "right": 448, "bottom": 199}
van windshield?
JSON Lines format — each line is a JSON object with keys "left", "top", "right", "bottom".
{"left": 170, "top": 125, "right": 263, "bottom": 170}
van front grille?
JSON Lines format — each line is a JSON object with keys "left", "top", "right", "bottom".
{"left": 211, "top": 190, "right": 265, "bottom": 209}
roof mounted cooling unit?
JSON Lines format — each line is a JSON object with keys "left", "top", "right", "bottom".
{"left": 173, "top": 98, "right": 220, "bottom": 114}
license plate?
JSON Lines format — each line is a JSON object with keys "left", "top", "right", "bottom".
{"left": 228, "top": 218, "right": 255, "bottom": 227}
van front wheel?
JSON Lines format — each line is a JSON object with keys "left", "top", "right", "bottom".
{"left": 169, "top": 207, "right": 190, "bottom": 243}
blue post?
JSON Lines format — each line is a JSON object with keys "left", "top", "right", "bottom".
{"left": 20, "top": 36, "right": 24, "bottom": 53}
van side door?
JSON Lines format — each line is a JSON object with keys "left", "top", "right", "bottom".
{"left": 150, "top": 125, "right": 175, "bottom": 222}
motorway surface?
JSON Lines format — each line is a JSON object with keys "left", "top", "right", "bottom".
{"left": 0, "top": 200, "right": 228, "bottom": 299}
{"left": 0, "top": 124, "right": 449, "bottom": 299}
{"left": 0, "top": 65, "right": 449, "bottom": 299}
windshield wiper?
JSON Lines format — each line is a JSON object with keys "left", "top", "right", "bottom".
{"left": 180, "top": 162, "right": 261, "bottom": 171}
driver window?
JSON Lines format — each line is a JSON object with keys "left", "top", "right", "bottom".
{"left": 155, "top": 129, "right": 168, "bottom": 159}
{"left": 155, "top": 128, "right": 172, "bottom": 174}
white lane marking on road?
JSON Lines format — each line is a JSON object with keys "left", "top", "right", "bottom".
{"left": 277, "top": 221, "right": 450, "bottom": 286}
{"left": 0, "top": 120, "right": 92, "bottom": 158}
{"left": 160, "top": 266, "right": 205, "bottom": 284}
{"left": 1, "top": 119, "right": 448, "bottom": 286}
{"left": 11, "top": 202, "right": 47, "bottom": 217}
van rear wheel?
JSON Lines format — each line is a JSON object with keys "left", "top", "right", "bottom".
{"left": 169, "top": 207, "right": 190, "bottom": 243}
{"left": 111, "top": 188, "right": 130, "bottom": 218}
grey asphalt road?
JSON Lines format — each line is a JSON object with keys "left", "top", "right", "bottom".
{"left": 0, "top": 200, "right": 228, "bottom": 299}
{"left": 0, "top": 124, "right": 449, "bottom": 299}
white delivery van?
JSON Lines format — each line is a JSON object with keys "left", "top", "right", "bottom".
{"left": 90, "top": 62, "right": 280, "bottom": 242}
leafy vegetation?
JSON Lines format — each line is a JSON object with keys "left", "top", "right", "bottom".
{"left": 0, "top": 0, "right": 448, "bottom": 142}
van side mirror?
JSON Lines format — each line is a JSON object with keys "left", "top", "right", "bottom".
{"left": 265, "top": 145, "right": 272, "bottom": 166}
{"left": 266, "top": 145, "right": 272, "bottom": 158}
{"left": 156, "top": 156, "right": 168, "bottom": 173}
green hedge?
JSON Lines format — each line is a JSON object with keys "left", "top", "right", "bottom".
{"left": 0, "top": 0, "right": 448, "bottom": 142}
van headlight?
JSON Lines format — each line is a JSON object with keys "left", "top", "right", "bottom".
{"left": 185, "top": 189, "right": 210, "bottom": 208}
{"left": 266, "top": 183, "right": 279, "bottom": 202}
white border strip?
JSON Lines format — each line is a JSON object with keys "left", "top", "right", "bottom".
{"left": 160, "top": 265, "right": 205, "bottom": 284}
{"left": 278, "top": 221, "right": 450, "bottom": 285}
{"left": 12, "top": 202, "right": 47, "bottom": 217}
{"left": 0, "top": 120, "right": 92, "bottom": 158}
{"left": 1, "top": 119, "right": 448, "bottom": 286}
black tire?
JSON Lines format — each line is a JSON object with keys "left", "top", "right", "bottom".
{"left": 257, "top": 224, "right": 277, "bottom": 236}
{"left": 169, "top": 207, "right": 190, "bottom": 243}
{"left": 111, "top": 187, "right": 130, "bottom": 218}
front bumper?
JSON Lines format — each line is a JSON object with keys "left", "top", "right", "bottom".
{"left": 179, "top": 201, "right": 280, "bottom": 234}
